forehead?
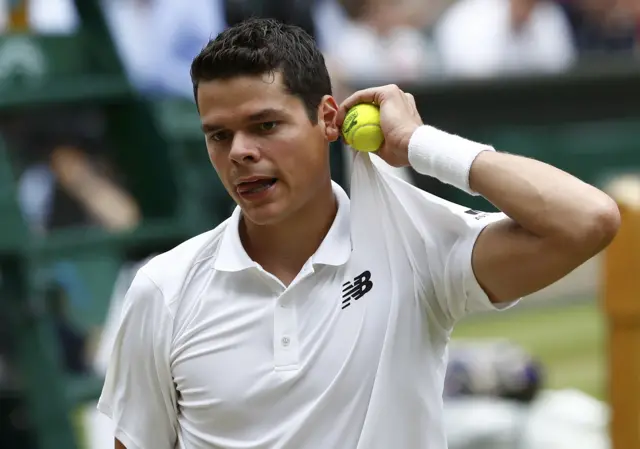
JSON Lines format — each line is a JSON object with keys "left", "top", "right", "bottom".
{"left": 197, "top": 73, "right": 300, "bottom": 123}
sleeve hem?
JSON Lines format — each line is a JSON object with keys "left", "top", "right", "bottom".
{"left": 96, "top": 401, "right": 144, "bottom": 449}
{"left": 113, "top": 427, "right": 144, "bottom": 449}
{"left": 463, "top": 222, "right": 520, "bottom": 314}
{"left": 96, "top": 399, "right": 112, "bottom": 419}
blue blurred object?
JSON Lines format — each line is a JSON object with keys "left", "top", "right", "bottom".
{"left": 444, "top": 339, "right": 544, "bottom": 403}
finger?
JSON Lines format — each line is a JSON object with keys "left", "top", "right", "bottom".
{"left": 336, "top": 87, "right": 383, "bottom": 127}
{"left": 336, "top": 84, "right": 399, "bottom": 126}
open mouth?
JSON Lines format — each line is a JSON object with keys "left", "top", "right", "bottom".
{"left": 236, "top": 178, "right": 278, "bottom": 196}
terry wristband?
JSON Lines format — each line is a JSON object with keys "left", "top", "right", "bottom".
{"left": 408, "top": 125, "right": 494, "bottom": 196}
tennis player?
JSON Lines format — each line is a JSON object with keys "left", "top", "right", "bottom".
{"left": 98, "top": 18, "right": 620, "bottom": 449}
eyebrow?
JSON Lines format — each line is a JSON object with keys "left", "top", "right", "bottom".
{"left": 201, "top": 108, "right": 286, "bottom": 133}
{"left": 248, "top": 108, "right": 285, "bottom": 122}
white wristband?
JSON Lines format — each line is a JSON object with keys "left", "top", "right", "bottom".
{"left": 408, "top": 125, "right": 494, "bottom": 196}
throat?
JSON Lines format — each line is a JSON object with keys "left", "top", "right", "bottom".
{"left": 240, "top": 187, "right": 338, "bottom": 285}
{"left": 260, "top": 262, "right": 304, "bottom": 287}
{"left": 241, "top": 225, "right": 318, "bottom": 285}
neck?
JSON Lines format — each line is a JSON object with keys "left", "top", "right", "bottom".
{"left": 240, "top": 179, "right": 337, "bottom": 284}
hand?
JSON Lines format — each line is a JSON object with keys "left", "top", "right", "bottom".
{"left": 337, "top": 84, "right": 423, "bottom": 167}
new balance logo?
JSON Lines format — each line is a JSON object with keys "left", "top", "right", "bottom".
{"left": 341, "top": 271, "right": 373, "bottom": 309}
{"left": 464, "top": 209, "right": 489, "bottom": 220}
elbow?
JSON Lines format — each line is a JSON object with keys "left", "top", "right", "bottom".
{"left": 576, "top": 196, "right": 621, "bottom": 256}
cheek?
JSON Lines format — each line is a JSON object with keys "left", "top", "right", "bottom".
{"left": 207, "top": 148, "right": 231, "bottom": 184}
{"left": 257, "top": 126, "right": 327, "bottom": 185}
{"left": 207, "top": 144, "right": 226, "bottom": 170}
{"left": 279, "top": 139, "right": 326, "bottom": 186}
{"left": 206, "top": 143, "right": 217, "bottom": 165}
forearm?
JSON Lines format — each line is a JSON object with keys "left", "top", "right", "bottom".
{"left": 469, "top": 150, "right": 618, "bottom": 247}
{"left": 408, "top": 124, "right": 620, "bottom": 255}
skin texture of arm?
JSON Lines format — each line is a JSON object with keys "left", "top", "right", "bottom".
{"left": 469, "top": 150, "right": 620, "bottom": 302}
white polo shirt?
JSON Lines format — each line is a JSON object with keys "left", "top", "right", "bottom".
{"left": 98, "top": 152, "right": 512, "bottom": 449}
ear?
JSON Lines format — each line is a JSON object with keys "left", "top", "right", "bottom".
{"left": 318, "top": 95, "right": 340, "bottom": 143}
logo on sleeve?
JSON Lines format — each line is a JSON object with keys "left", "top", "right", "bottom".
{"left": 341, "top": 271, "right": 373, "bottom": 309}
{"left": 464, "top": 209, "right": 489, "bottom": 220}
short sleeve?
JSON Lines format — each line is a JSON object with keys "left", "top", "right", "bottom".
{"left": 370, "top": 160, "right": 518, "bottom": 327}
{"left": 97, "top": 269, "right": 178, "bottom": 449}
{"left": 433, "top": 206, "right": 517, "bottom": 322}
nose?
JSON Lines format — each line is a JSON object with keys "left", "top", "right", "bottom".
{"left": 229, "top": 132, "right": 260, "bottom": 165}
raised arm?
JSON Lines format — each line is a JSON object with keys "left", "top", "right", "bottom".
{"left": 467, "top": 149, "right": 619, "bottom": 302}
{"left": 337, "top": 84, "right": 620, "bottom": 304}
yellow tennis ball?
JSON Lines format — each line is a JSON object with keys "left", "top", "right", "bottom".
{"left": 342, "top": 103, "right": 383, "bottom": 152}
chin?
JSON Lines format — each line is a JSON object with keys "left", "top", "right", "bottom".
{"left": 241, "top": 202, "right": 290, "bottom": 227}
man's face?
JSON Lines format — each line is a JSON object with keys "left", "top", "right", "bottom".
{"left": 197, "top": 73, "right": 339, "bottom": 226}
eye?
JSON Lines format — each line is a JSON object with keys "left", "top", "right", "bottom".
{"left": 259, "top": 121, "right": 278, "bottom": 132}
{"left": 210, "top": 131, "right": 231, "bottom": 142}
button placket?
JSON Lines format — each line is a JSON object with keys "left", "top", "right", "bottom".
{"left": 273, "top": 292, "right": 299, "bottom": 370}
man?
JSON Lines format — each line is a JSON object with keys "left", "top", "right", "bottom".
{"left": 558, "top": 0, "right": 639, "bottom": 55}
{"left": 98, "top": 18, "right": 620, "bottom": 449}
{"left": 435, "top": 0, "right": 576, "bottom": 77}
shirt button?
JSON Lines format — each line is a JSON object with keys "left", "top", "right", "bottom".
{"left": 281, "top": 336, "right": 291, "bottom": 347}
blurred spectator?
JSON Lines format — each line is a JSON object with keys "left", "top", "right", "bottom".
{"left": 101, "top": 0, "right": 159, "bottom": 93}
{"left": 117, "top": 0, "right": 226, "bottom": 97}
{"left": 557, "top": 0, "right": 639, "bottom": 56}
{"left": 3, "top": 108, "right": 141, "bottom": 233}
{"left": 0, "top": 0, "right": 142, "bottom": 233}
{"left": 315, "top": 0, "right": 443, "bottom": 84}
{"left": 434, "top": 0, "right": 576, "bottom": 78}
{"left": 114, "top": 0, "right": 321, "bottom": 98}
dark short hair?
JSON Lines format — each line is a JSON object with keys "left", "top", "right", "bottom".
{"left": 190, "top": 18, "right": 332, "bottom": 122}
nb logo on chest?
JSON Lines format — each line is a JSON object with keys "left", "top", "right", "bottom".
{"left": 341, "top": 271, "right": 373, "bottom": 309}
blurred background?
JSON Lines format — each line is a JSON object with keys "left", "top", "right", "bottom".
{"left": 0, "top": 0, "right": 639, "bottom": 448}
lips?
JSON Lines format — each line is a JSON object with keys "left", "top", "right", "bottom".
{"left": 236, "top": 178, "right": 278, "bottom": 195}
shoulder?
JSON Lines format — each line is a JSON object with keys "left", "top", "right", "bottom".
{"left": 370, "top": 159, "right": 505, "bottom": 242}
{"left": 138, "top": 219, "right": 231, "bottom": 307}
{"left": 373, "top": 159, "right": 497, "bottom": 226}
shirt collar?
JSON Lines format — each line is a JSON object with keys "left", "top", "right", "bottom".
{"left": 213, "top": 181, "right": 352, "bottom": 272}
